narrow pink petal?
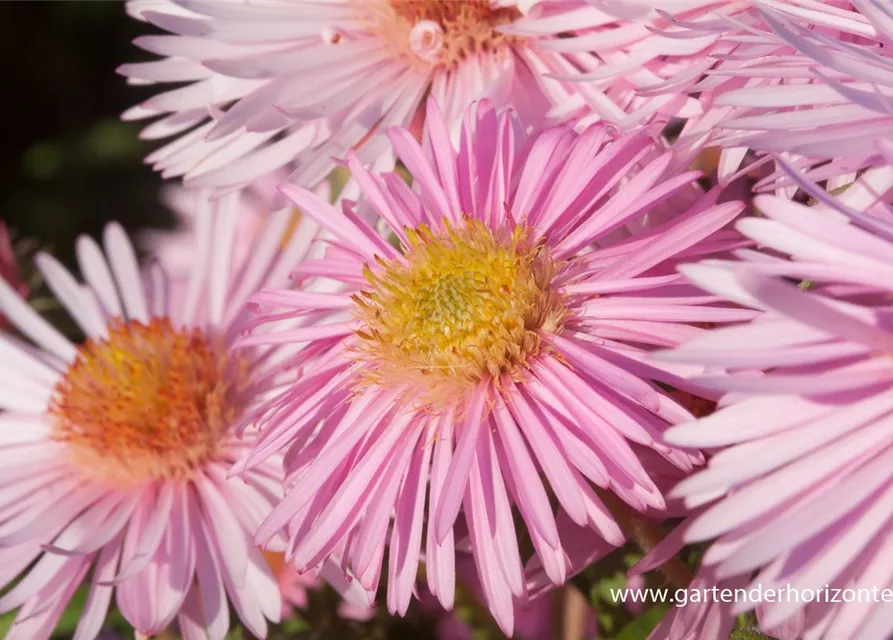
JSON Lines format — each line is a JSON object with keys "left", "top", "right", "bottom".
{"left": 506, "top": 381, "right": 586, "bottom": 526}
{"left": 194, "top": 507, "right": 230, "bottom": 640}
{"left": 495, "top": 441, "right": 566, "bottom": 586}
{"left": 549, "top": 333, "right": 661, "bottom": 413}
{"left": 176, "top": 587, "right": 207, "bottom": 640}
{"left": 492, "top": 393, "right": 559, "bottom": 549}
{"left": 426, "top": 410, "right": 456, "bottom": 609}
{"left": 434, "top": 381, "right": 488, "bottom": 543}
{"left": 43, "top": 493, "right": 132, "bottom": 557}
{"left": 737, "top": 270, "right": 893, "bottom": 353}
{"left": 235, "top": 321, "right": 352, "bottom": 348}
{"left": 293, "top": 411, "right": 417, "bottom": 570}
{"left": 717, "top": 445, "right": 893, "bottom": 579}
{"left": 421, "top": 95, "right": 461, "bottom": 222}
{"left": 254, "top": 389, "right": 398, "bottom": 544}
{"left": 350, "top": 415, "right": 421, "bottom": 580}
{"left": 687, "top": 416, "right": 893, "bottom": 544}
{"left": 194, "top": 475, "right": 249, "bottom": 589}
{"left": 114, "top": 484, "right": 175, "bottom": 580}
{"left": 0, "top": 277, "right": 76, "bottom": 363}
{"left": 73, "top": 536, "right": 122, "bottom": 640}
{"left": 464, "top": 453, "right": 515, "bottom": 636}
{"left": 770, "top": 483, "right": 893, "bottom": 626}
{"left": 36, "top": 253, "right": 106, "bottom": 338}
{"left": 523, "top": 384, "right": 609, "bottom": 487}
{"left": 6, "top": 558, "right": 89, "bottom": 640}
{"left": 76, "top": 235, "right": 123, "bottom": 318}
{"left": 672, "top": 393, "right": 893, "bottom": 499}
{"left": 103, "top": 222, "right": 149, "bottom": 323}
{"left": 0, "top": 549, "right": 75, "bottom": 613}
{"left": 480, "top": 425, "right": 526, "bottom": 599}
{"left": 536, "top": 359, "right": 655, "bottom": 488}
{"left": 387, "top": 421, "right": 433, "bottom": 615}
{"left": 279, "top": 184, "right": 390, "bottom": 262}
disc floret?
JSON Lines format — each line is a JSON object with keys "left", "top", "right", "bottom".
{"left": 353, "top": 218, "right": 565, "bottom": 402}
{"left": 49, "top": 318, "right": 245, "bottom": 483}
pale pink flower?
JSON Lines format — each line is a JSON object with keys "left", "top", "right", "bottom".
{"left": 0, "top": 210, "right": 376, "bottom": 639}
{"left": 236, "top": 97, "right": 752, "bottom": 634}
{"left": 544, "top": 0, "right": 751, "bottom": 131}
{"left": 656, "top": 177, "right": 893, "bottom": 638}
{"left": 670, "top": 0, "right": 888, "bottom": 189}
{"left": 118, "top": 0, "right": 589, "bottom": 191}
{"left": 140, "top": 179, "right": 278, "bottom": 282}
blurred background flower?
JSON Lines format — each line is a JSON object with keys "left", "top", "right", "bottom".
{"left": 0, "top": 2, "right": 168, "bottom": 277}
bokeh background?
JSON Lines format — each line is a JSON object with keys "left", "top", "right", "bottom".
{"left": 1, "top": 1, "right": 169, "bottom": 270}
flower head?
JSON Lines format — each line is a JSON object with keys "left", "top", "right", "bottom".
{"left": 0, "top": 205, "right": 355, "bottom": 639}
{"left": 119, "top": 0, "right": 737, "bottom": 194}
{"left": 668, "top": 0, "right": 889, "bottom": 188}
{"left": 537, "top": 0, "right": 751, "bottom": 130}
{"left": 658, "top": 177, "right": 893, "bottom": 638}
{"left": 237, "top": 97, "right": 751, "bottom": 634}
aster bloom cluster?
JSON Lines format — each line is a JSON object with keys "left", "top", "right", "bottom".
{"left": 5, "top": 1, "right": 893, "bottom": 639}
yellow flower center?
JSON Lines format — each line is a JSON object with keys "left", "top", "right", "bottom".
{"left": 360, "top": 0, "right": 523, "bottom": 70}
{"left": 353, "top": 219, "right": 565, "bottom": 403}
{"left": 49, "top": 318, "right": 245, "bottom": 484}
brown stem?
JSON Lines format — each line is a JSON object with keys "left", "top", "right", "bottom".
{"left": 560, "top": 585, "right": 590, "bottom": 640}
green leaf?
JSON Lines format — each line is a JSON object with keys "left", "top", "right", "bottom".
{"left": 225, "top": 626, "right": 246, "bottom": 640}
{"left": 730, "top": 629, "right": 774, "bottom": 640}
{"left": 52, "top": 587, "right": 89, "bottom": 637}
{"left": 0, "top": 610, "right": 16, "bottom": 637}
{"left": 279, "top": 614, "right": 310, "bottom": 635}
{"left": 614, "top": 604, "right": 669, "bottom": 640}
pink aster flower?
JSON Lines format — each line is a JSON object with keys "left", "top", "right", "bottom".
{"left": 655, "top": 175, "right": 893, "bottom": 638}
{"left": 119, "top": 0, "right": 739, "bottom": 193}
{"left": 236, "top": 97, "right": 752, "bottom": 634}
{"left": 138, "top": 171, "right": 335, "bottom": 309}
{"left": 539, "top": 0, "right": 751, "bottom": 131}
{"left": 669, "top": 0, "right": 889, "bottom": 188}
{"left": 140, "top": 178, "right": 279, "bottom": 282}
{"left": 0, "top": 210, "right": 374, "bottom": 639}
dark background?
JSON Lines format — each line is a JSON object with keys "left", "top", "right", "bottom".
{"left": 0, "top": 1, "right": 171, "bottom": 269}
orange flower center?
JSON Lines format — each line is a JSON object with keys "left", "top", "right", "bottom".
{"left": 361, "top": 0, "right": 523, "bottom": 70}
{"left": 49, "top": 318, "right": 246, "bottom": 484}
